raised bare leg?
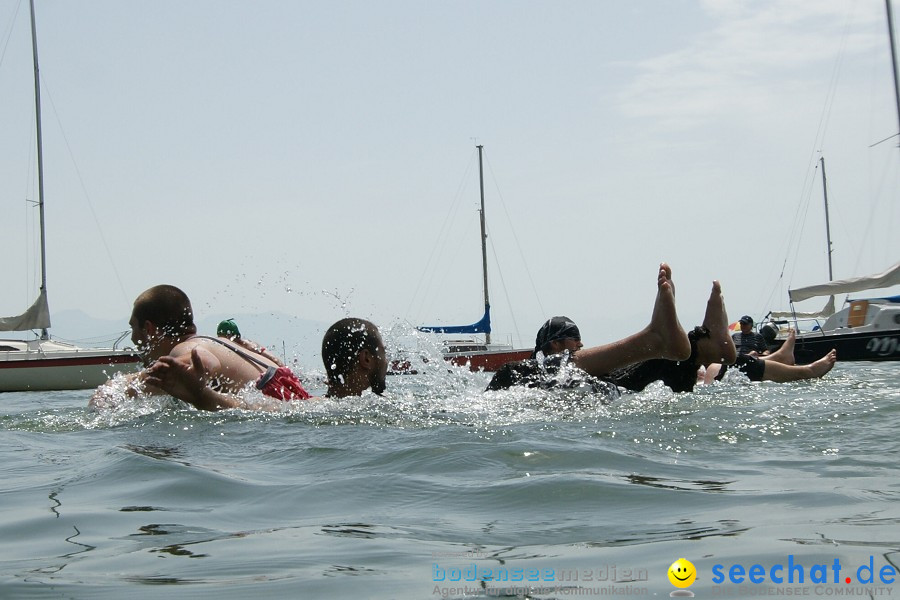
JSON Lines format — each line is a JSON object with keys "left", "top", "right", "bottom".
{"left": 702, "top": 362, "right": 723, "bottom": 384}
{"left": 761, "top": 349, "right": 836, "bottom": 382}
{"left": 573, "top": 263, "right": 691, "bottom": 376}
{"left": 808, "top": 349, "right": 837, "bottom": 377}
{"left": 650, "top": 263, "right": 692, "bottom": 360}
{"left": 695, "top": 280, "right": 737, "bottom": 366}
{"left": 762, "top": 329, "right": 796, "bottom": 365}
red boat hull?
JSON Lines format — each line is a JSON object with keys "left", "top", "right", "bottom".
{"left": 390, "top": 348, "right": 531, "bottom": 375}
{"left": 445, "top": 348, "right": 532, "bottom": 372}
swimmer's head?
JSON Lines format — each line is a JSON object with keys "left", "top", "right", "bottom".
{"left": 322, "top": 318, "right": 387, "bottom": 396}
{"left": 130, "top": 285, "right": 197, "bottom": 362}
{"left": 533, "top": 316, "right": 582, "bottom": 358}
{"left": 217, "top": 319, "right": 241, "bottom": 340}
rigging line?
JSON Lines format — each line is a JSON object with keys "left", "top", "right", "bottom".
{"left": 412, "top": 152, "right": 474, "bottom": 321}
{"left": 0, "top": 0, "right": 24, "bottom": 70}
{"left": 486, "top": 223, "right": 522, "bottom": 348}
{"left": 403, "top": 148, "right": 476, "bottom": 321}
{"left": 788, "top": 163, "right": 817, "bottom": 285}
{"left": 787, "top": 7, "right": 854, "bottom": 274}
{"left": 481, "top": 150, "right": 545, "bottom": 318}
{"left": 855, "top": 148, "right": 897, "bottom": 273}
{"left": 759, "top": 157, "right": 819, "bottom": 315}
{"left": 869, "top": 131, "right": 900, "bottom": 147}
{"left": 41, "top": 76, "right": 130, "bottom": 305}
{"left": 762, "top": 7, "right": 856, "bottom": 312}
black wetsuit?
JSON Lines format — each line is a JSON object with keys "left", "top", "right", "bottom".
{"left": 486, "top": 351, "right": 621, "bottom": 400}
{"left": 714, "top": 355, "right": 765, "bottom": 382}
{"left": 717, "top": 331, "right": 768, "bottom": 381}
{"left": 605, "top": 326, "right": 708, "bottom": 393}
{"left": 489, "top": 326, "right": 712, "bottom": 396}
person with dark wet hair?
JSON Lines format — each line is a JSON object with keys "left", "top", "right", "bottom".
{"left": 121, "top": 316, "right": 390, "bottom": 410}
{"left": 131, "top": 284, "right": 197, "bottom": 340}
{"left": 488, "top": 269, "right": 739, "bottom": 395}
{"left": 486, "top": 314, "right": 620, "bottom": 397}
{"left": 91, "top": 285, "right": 309, "bottom": 410}
{"left": 321, "top": 318, "right": 387, "bottom": 398}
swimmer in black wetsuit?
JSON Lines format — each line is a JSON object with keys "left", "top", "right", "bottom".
{"left": 487, "top": 264, "right": 735, "bottom": 394}
{"left": 704, "top": 329, "right": 837, "bottom": 384}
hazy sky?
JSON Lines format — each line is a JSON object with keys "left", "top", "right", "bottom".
{"left": 2, "top": 0, "right": 899, "bottom": 352}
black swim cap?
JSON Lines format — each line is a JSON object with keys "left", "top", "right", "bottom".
{"left": 532, "top": 316, "right": 581, "bottom": 358}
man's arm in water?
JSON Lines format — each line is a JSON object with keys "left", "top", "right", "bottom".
{"left": 145, "top": 348, "right": 243, "bottom": 411}
{"left": 89, "top": 366, "right": 168, "bottom": 408}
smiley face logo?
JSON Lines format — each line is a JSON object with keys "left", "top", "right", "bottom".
{"left": 668, "top": 558, "right": 697, "bottom": 588}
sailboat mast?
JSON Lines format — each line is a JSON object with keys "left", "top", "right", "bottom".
{"left": 29, "top": 0, "right": 49, "bottom": 339}
{"left": 886, "top": 0, "right": 900, "bottom": 145}
{"left": 820, "top": 156, "right": 834, "bottom": 282}
{"left": 477, "top": 145, "right": 491, "bottom": 345}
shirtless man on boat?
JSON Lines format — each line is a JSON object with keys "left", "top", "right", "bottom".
{"left": 90, "top": 285, "right": 309, "bottom": 410}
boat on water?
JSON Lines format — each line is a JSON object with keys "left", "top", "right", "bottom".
{"left": 763, "top": 262, "right": 900, "bottom": 363}
{"left": 402, "top": 145, "right": 532, "bottom": 373}
{"left": 761, "top": 2, "right": 900, "bottom": 365}
{"left": 419, "top": 307, "right": 533, "bottom": 372}
{"left": 0, "top": 0, "right": 140, "bottom": 392}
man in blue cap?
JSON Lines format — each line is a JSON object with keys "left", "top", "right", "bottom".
{"left": 732, "top": 315, "right": 769, "bottom": 356}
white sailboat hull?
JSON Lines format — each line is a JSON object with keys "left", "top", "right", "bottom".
{"left": 0, "top": 339, "right": 140, "bottom": 392}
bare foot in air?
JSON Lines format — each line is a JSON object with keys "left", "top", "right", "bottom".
{"left": 809, "top": 349, "right": 837, "bottom": 377}
{"left": 648, "top": 263, "right": 691, "bottom": 361}
{"left": 766, "top": 329, "right": 796, "bottom": 365}
{"left": 696, "top": 280, "right": 737, "bottom": 366}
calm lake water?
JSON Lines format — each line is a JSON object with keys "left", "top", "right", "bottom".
{"left": 0, "top": 361, "right": 897, "bottom": 599}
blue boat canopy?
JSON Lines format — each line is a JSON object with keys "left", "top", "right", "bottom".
{"left": 418, "top": 306, "right": 492, "bottom": 335}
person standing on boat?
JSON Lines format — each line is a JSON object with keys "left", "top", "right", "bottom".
{"left": 90, "top": 285, "right": 309, "bottom": 410}
{"left": 732, "top": 315, "right": 769, "bottom": 356}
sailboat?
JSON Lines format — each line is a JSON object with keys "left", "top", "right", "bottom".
{"left": 760, "top": 2, "right": 900, "bottom": 364}
{"left": 763, "top": 161, "right": 900, "bottom": 363}
{"left": 0, "top": 0, "right": 140, "bottom": 392}
{"left": 415, "top": 145, "right": 532, "bottom": 372}
{"left": 765, "top": 261, "right": 900, "bottom": 364}
{"left": 761, "top": 0, "right": 900, "bottom": 366}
